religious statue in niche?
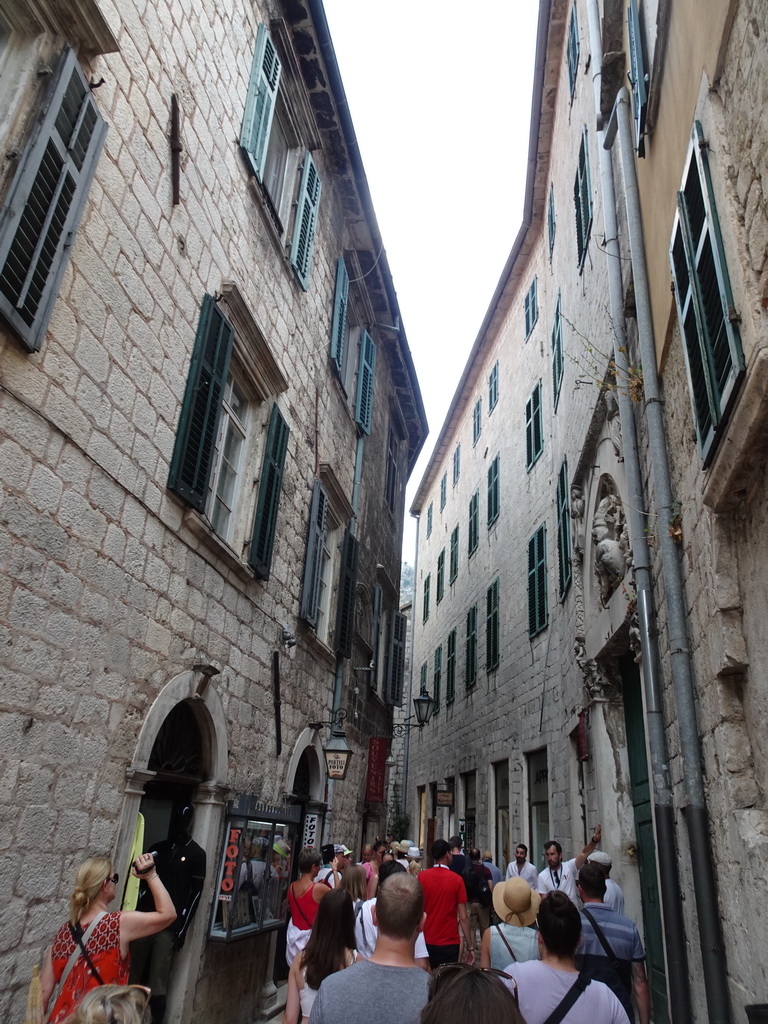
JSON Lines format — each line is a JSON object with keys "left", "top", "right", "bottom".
{"left": 570, "top": 484, "right": 586, "bottom": 554}
{"left": 592, "top": 492, "right": 631, "bottom": 606}
{"left": 603, "top": 389, "right": 624, "bottom": 462}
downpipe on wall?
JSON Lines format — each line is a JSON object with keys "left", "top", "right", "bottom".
{"left": 583, "top": 4, "right": 692, "bottom": 1019}
{"left": 604, "top": 85, "right": 732, "bottom": 1024}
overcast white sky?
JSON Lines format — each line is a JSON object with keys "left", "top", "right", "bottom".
{"left": 321, "top": 1, "right": 540, "bottom": 565}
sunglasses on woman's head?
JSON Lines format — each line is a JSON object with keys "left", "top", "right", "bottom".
{"left": 430, "top": 962, "right": 518, "bottom": 999}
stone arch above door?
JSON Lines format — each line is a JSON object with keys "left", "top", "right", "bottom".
{"left": 285, "top": 729, "right": 325, "bottom": 803}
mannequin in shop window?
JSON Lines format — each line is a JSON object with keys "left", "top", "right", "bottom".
{"left": 129, "top": 805, "right": 207, "bottom": 1024}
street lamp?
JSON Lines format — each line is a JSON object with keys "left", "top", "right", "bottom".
{"left": 309, "top": 709, "right": 352, "bottom": 781}
{"left": 391, "top": 690, "right": 436, "bottom": 737}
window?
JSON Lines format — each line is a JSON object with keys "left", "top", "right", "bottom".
{"left": 433, "top": 645, "right": 442, "bottom": 713}
{"left": 525, "top": 381, "right": 544, "bottom": 470}
{"left": 330, "top": 257, "right": 349, "bottom": 379}
{"left": 426, "top": 503, "right": 433, "bottom": 538}
{"left": 528, "top": 524, "right": 548, "bottom": 637}
{"left": 0, "top": 47, "right": 107, "bottom": 352}
{"left": 449, "top": 525, "right": 459, "bottom": 583}
{"left": 670, "top": 121, "right": 744, "bottom": 466}
{"left": 420, "top": 662, "right": 428, "bottom": 697}
{"left": 628, "top": 0, "right": 647, "bottom": 157}
{"left": 552, "top": 292, "right": 564, "bottom": 408}
{"left": 472, "top": 398, "right": 482, "bottom": 446}
{"left": 354, "top": 330, "right": 377, "bottom": 434}
{"left": 168, "top": 289, "right": 290, "bottom": 579}
{"left": 440, "top": 472, "right": 447, "bottom": 510}
{"left": 385, "top": 611, "right": 407, "bottom": 705}
{"left": 446, "top": 629, "right": 456, "bottom": 703}
{"left": 436, "top": 549, "right": 445, "bottom": 604}
{"left": 385, "top": 428, "right": 400, "bottom": 512}
{"left": 486, "top": 578, "right": 500, "bottom": 672}
{"left": 468, "top": 490, "right": 479, "bottom": 558}
{"left": 548, "top": 183, "right": 556, "bottom": 260}
{"left": 423, "top": 574, "right": 431, "bottom": 623}
{"left": 452, "top": 444, "right": 461, "bottom": 485}
{"left": 528, "top": 750, "right": 550, "bottom": 868}
{"left": 487, "top": 455, "right": 500, "bottom": 527}
{"left": 299, "top": 477, "right": 348, "bottom": 646}
{"left": 556, "top": 461, "right": 572, "bottom": 598}
{"left": 241, "top": 24, "right": 321, "bottom": 290}
{"left": 466, "top": 604, "right": 477, "bottom": 688}
{"left": 574, "top": 127, "right": 593, "bottom": 270}
{"left": 488, "top": 361, "right": 499, "bottom": 413}
{"left": 567, "top": 2, "right": 580, "bottom": 97}
{"left": 524, "top": 277, "right": 538, "bottom": 339}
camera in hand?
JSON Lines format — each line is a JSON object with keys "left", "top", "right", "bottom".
{"left": 135, "top": 851, "right": 158, "bottom": 875}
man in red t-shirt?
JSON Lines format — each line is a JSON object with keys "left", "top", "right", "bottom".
{"left": 418, "top": 839, "right": 475, "bottom": 968}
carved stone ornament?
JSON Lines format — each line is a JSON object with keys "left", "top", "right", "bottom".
{"left": 592, "top": 494, "right": 631, "bottom": 606}
{"left": 583, "top": 659, "right": 623, "bottom": 702}
{"left": 603, "top": 389, "right": 624, "bottom": 462}
{"left": 570, "top": 484, "right": 586, "bottom": 553}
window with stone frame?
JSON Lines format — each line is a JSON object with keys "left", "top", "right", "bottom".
{"left": 168, "top": 286, "right": 289, "bottom": 580}
{"left": 240, "top": 21, "right": 322, "bottom": 290}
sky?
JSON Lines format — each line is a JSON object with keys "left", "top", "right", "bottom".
{"left": 321, "top": 1, "right": 541, "bottom": 565}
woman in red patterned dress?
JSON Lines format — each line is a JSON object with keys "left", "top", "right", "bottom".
{"left": 41, "top": 853, "right": 176, "bottom": 1023}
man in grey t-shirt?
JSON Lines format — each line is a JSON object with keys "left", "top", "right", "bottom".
{"left": 310, "top": 872, "right": 429, "bottom": 1024}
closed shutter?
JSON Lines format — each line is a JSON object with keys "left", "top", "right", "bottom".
{"left": 552, "top": 294, "right": 564, "bottom": 407}
{"left": 433, "top": 646, "right": 442, "bottom": 712}
{"left": 567, "top": 2, "right": 580, "bottom": 95}
{"left": 300, "top": 481, "right": 329, "bottom": 626}
{"left": 548, "top": 183, "right": 556, "bottom": 259}
{"left": 556, "top": 462, "right": 572, "bottom": 598}
{"left": 466, "top": 605, "right": 477, "bottom": 688}
{"left": 468, "top": 490, "right": 479, "bottom": 556}
{"left": 488, "top": 362, "right": 499, "bottom": 412}
{"left": 436, "top": 549, "right": 445, "bottom": 603}
{"left": 450, "top": 525, "right": 459, "bottom": 582}
{"left": 486, "top": 578, "right": 500, "bottom": 671}
{"left": 574, "top": 128, "right": 592, "bottom": 268}
{"left": 168, "top": 295, "right": 235, "bottom": 510}
{"left": 241, "top": 24, "right": 282, "bottom": 180}
{"left": 334, "top": 527, "right": 358, "bottom": 658}
{"left": 487, "top": 456, "right": 500, "bottom": 526}
{"left": 0, "top": 47, "right": 107, "bottom": 351}
{"left": 290, "top": 152, "right": 321, "bottom": 290}
{"left": 330, "top": 257, "right": 349, "bottom": 376}
{"left": 354, "top": 329, "right": 377, "bottom": 434}
{"left": 249, "top": 403, "right": 290, "bottom": 579}
{"left": 440, "top": 472, "right": 447, "bottom": 509}
{"left": 446, "top": 629, "right": 456, "bottom": 703}
{"left": 386, "top": 611, "right": 407, "bottom": 706}
{"left": 528, "top": 524, "right": 548, "bottom": 637}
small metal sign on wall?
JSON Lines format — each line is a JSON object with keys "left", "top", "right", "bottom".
{"left": 436, "top": 790, "right": 454, "bottom": 807}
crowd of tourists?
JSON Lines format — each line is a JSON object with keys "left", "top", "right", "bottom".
{"left": 36, "top": 826, "right": 650, "bottom": 1024}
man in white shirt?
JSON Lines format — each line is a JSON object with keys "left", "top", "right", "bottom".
{"left": 354, "top": 861, "right": 430, "bottom": 969}
{"left": 505, "top": 843, "right": 539, "bottom": 887}
{"left": 537, "top": 824, "right": 602, "bottom": 905}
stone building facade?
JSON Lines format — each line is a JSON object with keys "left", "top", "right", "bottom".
{"left": 0, "top": 0, "right": 425, "bottom": 1020}
{"left": 409, "top": 0, "right": 768, "bottom": 1021}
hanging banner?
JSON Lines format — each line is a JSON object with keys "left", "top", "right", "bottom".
{"left": 366, "top": 737, "right": 388, "bottom": 803}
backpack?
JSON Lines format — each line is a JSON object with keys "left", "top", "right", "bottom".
{"left": 463, "top": 863, "right": 492, "bottom": 908}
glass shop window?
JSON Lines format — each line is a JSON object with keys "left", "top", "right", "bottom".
{"left": 209, "top": 811, "right": 299, "bottom": 940}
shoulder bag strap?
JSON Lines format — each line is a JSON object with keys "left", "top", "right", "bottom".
{"left": 494, "top": 923, "right": 517, "bottom": 962}
{"left": 581, "top": 908, "right": 621, "bottom": 972}
{"left": 45, "top": 913, "right": 107, "bottom": 1023}
{"left": 541, "top": 970, "right": 591, "bottom": 1024}
{"left": 69, "top": 916, "right": 107, "bottom": 986}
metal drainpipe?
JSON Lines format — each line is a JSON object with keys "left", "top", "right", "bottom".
{"left": 324, "top": 435, "right": 365, "bottom": 845}
{"left": 605, "top": 86, "right": 732, "bottom": 1024}
{"left": 584, "top": 5, "right": 691, "bottom": 1018}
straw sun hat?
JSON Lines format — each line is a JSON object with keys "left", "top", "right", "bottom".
{"left": 492, "top": 877, "right": 541, "bottom": 927}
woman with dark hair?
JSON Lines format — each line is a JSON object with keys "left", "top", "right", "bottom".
{"left": 283, "top": 888, "right": 360, "bottom": 1024}
{"left": 420, "top": 965, "right": 525, "bottom": 1024}
{"left": 285, "top": 847, "right": 330, "bottom": 965}
{"left": 501, "top": 891, "right": 629, "bottom": 1023}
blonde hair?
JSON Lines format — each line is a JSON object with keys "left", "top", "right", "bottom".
{"left": 408, "top": 860, "right": 422, "bottom": 877}
{"left": 341, "top": 864, "right": 367, "bottom": 902}
{"left": 70, "top": 856, "right": 112, "bottom": 926}
{"left": 68, "top": 986, "right": 151, "bottom": 1024}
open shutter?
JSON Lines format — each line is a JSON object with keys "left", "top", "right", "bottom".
{"left": 487, "top": 456, "right": 500, "bottom": 525}
{"left": 168, "top": 295, "right": 234, "bottom": 510}
{"left": 299, "top": 481, "right": 328, "bottom": 626}
{"left": 354, "top": 329, "right": 377, "bottom": 434}
{"left": 552, "top": 295, "right": 564, "bottom": 406}
{"left": 290, "top": 152, "right": 321, "bottom": 290}
{"left": 0, "top": 47, "right": 107, "bottom": 351}
{"left": 528, "top": 525, "right": 548, "bottom": 636}
{"left": 556, "top": 462, "right": 572, "bottom": 597}
{"left": 249, "top": 404, "right": 289, "bottom": 579}
{"left": 241, "top": 24, "right": 281, "bottom": 180}
{"left": 486, "top": 579, "right": 500, "bottom": 670}
{"left": 386, "top": 611, "right": 406, "bottom": 705}
{"left": 371, "top": 584, "right": 382, "bottom": 685}
{"left": 334, "top": 527, "right": 358, "bottom": 658}
{"left": 330, "top": 257, "right": 349, "bottom": 376}
{"left": 627, "top": 0, "right": 648, "bottom": 157}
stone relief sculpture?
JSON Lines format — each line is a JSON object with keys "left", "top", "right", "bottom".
{"left": 592, "top": 493, "right": 631, "bottom": 606}
{"left": 570, "top": 484, "right": 586, "bottom": 554}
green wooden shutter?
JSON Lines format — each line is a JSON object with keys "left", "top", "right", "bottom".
{"left": 473, "top": 399, "right": 482, "bottom": 445}
{"left": 450, "top": 525, "right": 459, "bottom": 582}
{"left": 446, "top": 629, "right": 456, "bottom": 703}
{"left": 548, "top": 183, "right": 556, "bottom": 259}
{"left": 627, "top": 0, "right": 647, "bottom": 157}
{"left": 669, "top": 121, "right": 744, "bottom": 465}
{"left": 426, "top": 503, "right": 433, "bottom": 537}
{"left": 528, "top": 525, "right": 548, "bottom": 637}
{"left": 468, "top": 490, "right": 479, "bottom": 557}
{"left": 330, "top": 257, "right": 349, "bottom": 376}
{"left": 241, "top": 24, "right": 281, "bottom": 180}
{"left": 574, "top": 128, "right": 593, "bottom": 269}
{"left": 422, "top": 574, "right": 431, "bottom": 623}
{"left": 354, "top": 329, "right": 377, "bottom": 433}
{"left": 0, "top": 47, "right": 107, "bottom": 351}
{"left": 524, "top": 277, "right": 538, "bottom": 338}
{"left": 386, "top": 611, "right": 407, "bottom": 705}
{"left": 440, "top": 472, "right": 447, "bottom": 509}
{"left": 290, "top": 151, "right": 321, "bottom": 290}
{"left": 371, "top": 584, "right": 382, "bottom": 685}
{"left": 436, "top": 549, "right": 445, "bottom": 603}
{"left": 433, "top": 646, "right": 442, "bottom": 712}
{"left": 168, "top": 295, "right": 234, "bottom": 511}
{"left": 488, "top": 362, "right": 499, "bottom": 412}
{"left": 249, "top": 403, "right": 290, "bottom": 579}
{"left": 487, "top": 455, "right": 500, "bottom": 526}
{"left": 556, "top": 461, "right": 572, "bottom": 598}
{"left": 466, "top": 605, "right": 477, "bottom": 688}
{"left": 526, "top": 383, "right": 543, "bottom": 469}
{"left": 552, "top": 293, "right": 564, "bottom": 408}
{"left": 334, "top": 527, "right": 358, "bottom": 658}
{"left": 486, "top": 578, "right": 500, "bottom": 671}
{"left": 419, "top": 662, "right": 428, "bottom": 699}
{"left": 567, "top": 2, "right": 580, "bottom": 96}
{"left": 299, "top": 481, "right": 328, "bottom": 626}
{"left": 453, "top": 444, "right": 461, "bottom": 485}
